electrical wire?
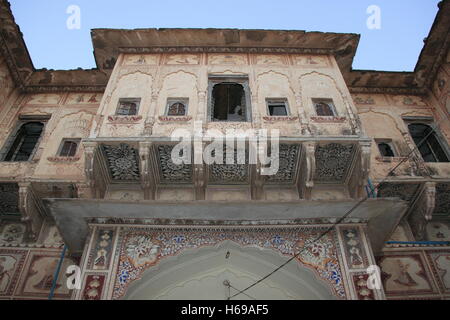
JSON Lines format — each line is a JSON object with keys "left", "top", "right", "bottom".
{"left": 228, "top": 120, "right": 445, "bottom": 300}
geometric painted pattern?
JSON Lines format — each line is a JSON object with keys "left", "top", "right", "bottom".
{"left": 209, "top": 147, "right": 249, "bottom": 184}
{"left": 0, "top": 183, "right": 20, "bottom": 216}
{"left": 314, "top": 143, "right": 354, "bottom": 183}
{"left": 156, "top": 145, "right": 193, "bottom": 184}
{"left": 377, "top": 183, "right": 421, "bottom": 202}
{"left": 266, "top": 144, "right": 300, "bottom": 184}
{"left": 351, "top": 272, "right": 376, "bottom": 300}
{"left": 434, "top": 183, "right": 450, "bottom": 216}
{"left": 111, "top": 226, "right": 346, "bottom": 299}
{"left": 102, "top": 144, "right": 140, "bottom": 181}
{"left": 0, "top": 249, "right": 27, "bottom": 296}
{"left": 81, "top": 273, "right": 107, "bottom": 300}
{"left": 87, "top": 228, "right": 115, "bottom": 271}
{"left": 427, "top": 251, "right": 450, "bottom": 294}
{"left": 340, "top": 227, "right": 369, "bottom": 270}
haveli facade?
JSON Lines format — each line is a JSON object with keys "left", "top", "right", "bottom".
{"left": 0, "top": 0, "right": 449, "bottom": 300}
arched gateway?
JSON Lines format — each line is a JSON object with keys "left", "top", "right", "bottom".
{"left": 123, "top": 241, "right": 337, "bottom": 300}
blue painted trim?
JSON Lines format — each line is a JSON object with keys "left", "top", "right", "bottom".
{"left": 386, "top": 241, "right": 450, "bottom": 245}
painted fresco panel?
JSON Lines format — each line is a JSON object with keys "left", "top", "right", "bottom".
{"left": 0, "top": 249, "right": 27, "bottom": 296}
{"left": 378, "top": 252, "right": 438, "bottom": 296}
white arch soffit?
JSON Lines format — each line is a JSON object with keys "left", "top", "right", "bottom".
{"left": 123, "top": 241, "right": 337, "bottom": 300}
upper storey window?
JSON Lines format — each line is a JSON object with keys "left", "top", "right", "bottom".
{"left": 208, "top": 76, "right": 251, "bottom": 122}
{"left": 58, "top": 139, "right": 80, "bottom": 157}
{"left": 267, "top": 99, "right": 289, "bottom": 116}
{"left": 2, "top": 122, "right": 44, "bottom": 162}
{"left": 377, "top": 142, "right": 395, "bottom": 157}
{"left": 166, "top": 99, "right": 188, "bottom": 116}
{"left": 408, "top": 123, "right": 449, "bottom": 162}
{"left": 116, "top": 98, "right": 140, "bottom": 116}
{"left": 313, "top": 99, "right": 336, "bottom": 117}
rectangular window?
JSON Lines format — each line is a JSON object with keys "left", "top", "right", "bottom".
{"left": 375, "top": 139, "right": 396, "bottom": 157}
{"left": 266, "top": 99, "right": 289, "bottom": 116}
{"left": 166, "top": 98, "right": 188, "bottom": 116}
{"left": 208, "top": 75, "right": 251, "bottom": 122}
{"left": 58, "top": 139, "right": 81, "bottom": 157}
{"left": 116, "top": 98, "right": 141, "bottom": 116}
{"left": 312, "top": 99, "right": 336, "bottom": 117}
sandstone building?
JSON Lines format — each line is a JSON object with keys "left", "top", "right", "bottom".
{"left": 0, "top": 0, "right": 449, "bottom": 300}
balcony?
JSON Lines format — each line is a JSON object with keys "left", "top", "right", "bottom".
{"left": 81, "top": 135, "right": 372, "bottom": 201}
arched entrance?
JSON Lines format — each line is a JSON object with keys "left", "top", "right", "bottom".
{"left": 123, "top": 241, "right": 337, "bottom": 300}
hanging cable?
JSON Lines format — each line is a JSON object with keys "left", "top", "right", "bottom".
{"left": 228, "top": 120, "right": 445, "bottom": 300}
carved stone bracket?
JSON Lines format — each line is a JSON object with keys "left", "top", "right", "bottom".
{"left": 250, "top": 142, "right": 264, "bottom": 200}
{"left": 192, "top": 141, "right": 206, "bottom": 200}
{"left": 356, "top": 140, "right": 372, "bottom": 198}
{"left": 82, "top": 141, "right": 107, "bottom": 198}
{"left": 83, "top": 141, "right": 98, "bottom": 190}
{"left": 18, "top": 182, "right": 45, "bottom": 241}
{"left": 408, "top": 182, "right": 436, "bottom": 241}
{"left": 139, "top": 141, "right": 155, "bottom": 200}
{"left": 298, "top": 141, "right": 316, "bottom": 200}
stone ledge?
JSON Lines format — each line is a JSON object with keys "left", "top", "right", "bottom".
{"left": 310, "top": 116, "right": 347, "bottom": 123}
{"left": 375, "top": 156, "right": 409, "bottom": 163}
{"left": 107, "top": 115, "right": 143, "bottom": 124}
{"left": 158, "top": 116, "right": 192, "bottom": 122}
{"left": 47, "top": 156, "right": 81, "bottom": 163}
{"left": 262, "top": 116, "right": 299, "bottom": 122}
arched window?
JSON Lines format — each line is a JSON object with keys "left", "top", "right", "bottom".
{"left": 377, "top": 142, "right": 395, "bottom": 157}
{"left": 408, "top": 123, "right": 449, "bottom": 162}
{"left": 314, "top": 100, "right": 335, "bottom": 117}
{"left": 116, "top": 98, "right": 140, "bottom": 116}
{"left": 167, "top": 101, "right": 187, "bottom": 116}
{"left": 4, "top": 122, "right": 44, "bottom": 162}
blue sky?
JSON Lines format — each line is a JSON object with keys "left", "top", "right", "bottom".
{"left": 9, "top": 0, "right": 440, "bottom": 71}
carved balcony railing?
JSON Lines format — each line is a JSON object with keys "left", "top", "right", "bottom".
{"left": 81, "top": 136, "right": 373, "bottom": 201}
